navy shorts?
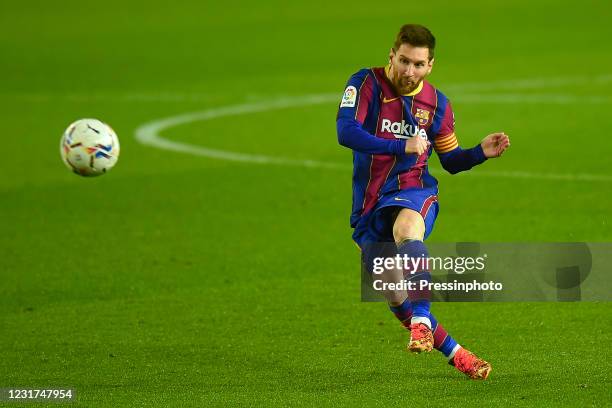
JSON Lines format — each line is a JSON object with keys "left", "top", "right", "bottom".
{"left": 352, "top": 188, "right": 439, "bottom": 250}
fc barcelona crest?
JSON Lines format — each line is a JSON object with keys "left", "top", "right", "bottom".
{"left": 415, "top": 108, "right": 430, "bottom": 126}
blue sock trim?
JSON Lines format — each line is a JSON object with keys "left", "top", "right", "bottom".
{"left": 439, "top": 336, "right": 458, "bottom": 358}
{"left": 411, "top": 300, "right": 430, "bottom": 318}
{"left": 429, "top": 312, "right": 438, "bottom": 330}
{"left": 396, "top": 239, "right": 429, "bottom": 259}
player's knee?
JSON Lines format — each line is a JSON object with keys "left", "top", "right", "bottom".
{"left": 393, "top": 210, "right": 425, "bottom": 243}
{"left": 393, "top": 224, "right": 422, "bottom": 243}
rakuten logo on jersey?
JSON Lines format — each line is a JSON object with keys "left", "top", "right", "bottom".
{"left": 381, "top": 119, "right": 428, "bottom": 139}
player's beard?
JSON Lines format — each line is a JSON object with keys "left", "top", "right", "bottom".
{"left": 390, "top": 69, "right": 419, "bottom": 95}
{"left": 397, "top": 74, "right": 419, "bottom": 95}
{"left": 398, "top": 78, "right": 418, "bottom": 94}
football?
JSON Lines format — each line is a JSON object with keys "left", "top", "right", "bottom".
{"left": 60, "top": 118, "right": 120, "bottom": 177}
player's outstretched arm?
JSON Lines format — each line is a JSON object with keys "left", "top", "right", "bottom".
{"left": 435, "top": 132, "right": 510, "bottom": 175}
{"left": 480, "top": 132, "right": 510, "bottom": 158}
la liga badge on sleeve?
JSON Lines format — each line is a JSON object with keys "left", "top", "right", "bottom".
{"left": 340, "top": 86, "right": 357, "bottom": 107}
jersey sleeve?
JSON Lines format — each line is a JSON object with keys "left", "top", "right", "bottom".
{"left": 336, "top": 70, "right": 406, "bottom": 156}
{"left": 433, "top": 101, "right": 487, "bottom": 174}
{"left": 336, "top": 69, "right": 373, "bottom": 124}
{"left": 433, "top": 101, "right": 458, "bottom": 153}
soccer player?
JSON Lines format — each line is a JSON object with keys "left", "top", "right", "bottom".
{"left": 336, "top": 24, "right": 510, "bottom": 379}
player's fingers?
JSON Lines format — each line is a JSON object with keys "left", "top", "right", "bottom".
{"left": 497, "top": 136, "right": 509, "bottom": 149}
{"left": 498, "top": 142, "right": 509, "bottom": 155}
{"left": 416, "top": 141, "right": 424, "bottom": 155}
{"left": 416, "top": 140, "right": 425, "bottom": 154}
{"left": 484, "top": 132, "right": 502, "bottom": 145}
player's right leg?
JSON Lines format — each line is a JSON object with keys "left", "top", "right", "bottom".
{"left": 391, "top": 208, "right": 435, "bottom": 352}
{"left": 363, "top": 239, "right": 452, "bottom": 356}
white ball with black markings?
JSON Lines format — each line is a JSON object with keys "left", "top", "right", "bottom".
{"left": 60, "top": 118, "right": 120, "bottom": 177}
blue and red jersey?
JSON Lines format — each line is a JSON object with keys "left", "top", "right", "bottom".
{"left": 337, "top": 66, "right": 486, "bottom": 228}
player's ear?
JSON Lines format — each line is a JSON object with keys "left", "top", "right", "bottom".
{"left": 427, "top": 57, "right": 435, "bottom": 74}
{"left": 389, "top": 48, "right": 395, "bottom": 63}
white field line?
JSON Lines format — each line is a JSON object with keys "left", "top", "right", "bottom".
{"left": 135, "top": 95, "right": 347, "bottom": 169}
{"left": 134, "top": 92, "right": 612, "bottom": 182}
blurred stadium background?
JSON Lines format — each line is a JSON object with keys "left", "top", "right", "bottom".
{"left": 1, "top": 0, "right": 610, "bottom": 406}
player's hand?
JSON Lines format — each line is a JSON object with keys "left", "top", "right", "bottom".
{"left": 404, "top": 136, "right": 430, "bottom": 156}
{"left": 481, "top": 132, "right": 510, "bottom": 158}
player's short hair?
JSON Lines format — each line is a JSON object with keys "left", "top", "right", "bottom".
{"left": 394, "top": 24, "right": 436, "bottom": 60}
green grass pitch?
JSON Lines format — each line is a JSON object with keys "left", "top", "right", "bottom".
{"left": 1, "top": 0, "right": 611, "bottom": 406}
